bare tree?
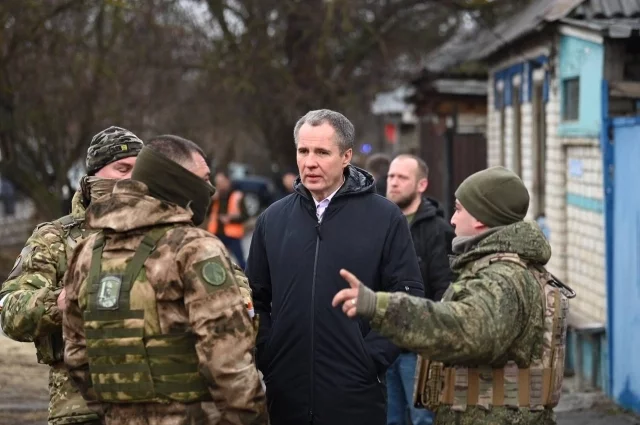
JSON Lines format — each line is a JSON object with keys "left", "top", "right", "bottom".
{"left": 0, "top": 0, "right": 216, "bottom": 219}
{"left": 0, "top": 0, "right": 523, "bottom": 221}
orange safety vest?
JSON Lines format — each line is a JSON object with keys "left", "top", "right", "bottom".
{"left": 207, "top": 191, "right": 245, "bottom": 238}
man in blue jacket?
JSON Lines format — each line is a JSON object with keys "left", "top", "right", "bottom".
{"left": 246, "top": 109, "right": 425, "bottom": 425}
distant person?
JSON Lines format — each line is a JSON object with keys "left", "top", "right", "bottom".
{"left": 246, "top": 109, "right": 424, "bottom": 425}
{"left": 365, "top": 152, "right": 391, "bottom": 196}
{"left": 385, "top": 154, "right": 455, "bottom": 425}
{"left": 207, "top": 169, "right": 249, "bottom": 268}
{"left": 0, "top": 176, "right": 16, "bottom": 216}
{"left": 273, "top": 169, "right": 297, "bottom": 201}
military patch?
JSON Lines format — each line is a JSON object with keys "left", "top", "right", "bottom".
{"left": 202, "top": 262, "right": 226, "bottom": 286}
{"left": 6, "top": 245, "right": 33, "bottom": 281}
{"left": 96, "top": 275, "right": 122, "bottom": 310}
{"left": 194, "top": 256, "right": 235, "bottom": 292}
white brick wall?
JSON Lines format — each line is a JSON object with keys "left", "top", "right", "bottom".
{"left": 545, "top": 79, "right": 568, "bottom": 284}
{"left": 487, "top": 53, "right": 606, "bottom": 324}
{"left": 504, "top": 108, "right": 513, "bottom": 171}
{"left": 521, "top": 103, "right": 534, "bottom": 217}
{"left": 565, "top": 144, "right": 606, "bottom": 323}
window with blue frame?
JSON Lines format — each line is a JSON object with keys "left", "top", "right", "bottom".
{"left": 558, "top": 34, "right": 604, "bottom": 137}
{"left": 562, "top": 77, "right": 580, "bottom": 121}
{"left": 493, "top": 57, "right": 549, "bottom": 167}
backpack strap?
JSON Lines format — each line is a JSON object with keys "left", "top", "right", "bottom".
{"left": 470, "top": 252, "right": 528, "bottom": 275}
{"left": 87, "top": 225, "right": 175, "bottom": 316}
{"left": 57, "top": 214, "right": 84, "bottom": 243}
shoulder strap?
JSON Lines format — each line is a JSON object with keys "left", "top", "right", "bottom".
{"left": 56, "top": 214, "right": 85, "bottom": 242}
{"left": 89, "top": 234, "right": 107, "bottom": 294}
{"left": 122, "top": 225, "right": 175, "bottom": 290}
{"left": 87, "top": 225, "right": 176, "bottom": 312}
{"left": 58, "top": 214, "right": 76, "bottom": 228}
{"left": 488, "top": 252, "right": 528, "bottom": 269}
{"left": 470, "top": 252, "right": 527, "bottom": 274}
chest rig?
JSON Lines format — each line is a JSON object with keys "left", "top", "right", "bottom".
{"left": 83, "top": 225, "right": 211, "bottom": 403}
{"left": 413, "top": 253, "right": 575, "bottom": 412}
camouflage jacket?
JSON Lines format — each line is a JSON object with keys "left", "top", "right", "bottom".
{"left": 0, "top": 191, "right": 102, "bottom": 424}
{"left": 368, "top": 221, "right": 557, "bottom": 425}
{"left": 62, "top": 180, "right": 267, "bottom": 425}
{"left": 1, "top": 191, "right": 87, "bottom": 348}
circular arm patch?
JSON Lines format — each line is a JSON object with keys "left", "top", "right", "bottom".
{"left": 202, "top": 262, "right": 227, "bottom": 286}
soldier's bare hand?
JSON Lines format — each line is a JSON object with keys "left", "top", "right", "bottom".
{"left": 332, "top": 269, "right": 360, "bottom": 318}
{"left": 57, "top": 288, "right": 66, "bottom": 312}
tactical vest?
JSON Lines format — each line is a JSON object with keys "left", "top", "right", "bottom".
{"left": 84, "top": 225, "right": 212, "bottom": 403}
{"left": 35, "top": 214, "right": 86, "bottom": 365}
{"left": 413, "top": 253, "right": 575, "bottom": 412}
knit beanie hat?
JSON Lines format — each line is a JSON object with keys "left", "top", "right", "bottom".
{"left": 455, "top": 166, "right": 529, "bottom": 228}
{"left": 86, "top": 126, "right": 144, "bottom": 175}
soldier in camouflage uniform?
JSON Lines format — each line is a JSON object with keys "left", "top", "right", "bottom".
{"left": 0, "top": 126, "right": 144, "bottom": 425}
{"left": 333, "top": 166, "right": 575, "bottom": 425}
{"left": 62, "top": 136, "right": 267, "bottom": 425}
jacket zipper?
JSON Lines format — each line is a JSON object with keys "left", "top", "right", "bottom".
{"left": 309, "top": 221, "right": 321, "bottom": 424}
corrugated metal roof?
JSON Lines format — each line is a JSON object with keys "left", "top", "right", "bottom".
{"left": 571, "top": 0, "right": 640, "bottom": 19}
{"left": 469, "top": 0, "right": 640, "bottom": 61}
{"left": 469, "top": 0, "right": 566, "bottom": 61}
{"left": 545, "top": 0, "right": 588, "bottom": 20}
{"left": 563, "top": 0, "right": 640, "bottom": 35}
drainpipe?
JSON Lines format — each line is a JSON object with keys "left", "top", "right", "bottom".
{"left": 443, "top": 109, "right": 458, "bottom": 220}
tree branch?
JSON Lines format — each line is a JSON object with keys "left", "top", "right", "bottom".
{"left": 332, "top": 0, "right": 436, "bottom": 84}
{"left": 206, "top": 0, "right": 241, "bottom": 52}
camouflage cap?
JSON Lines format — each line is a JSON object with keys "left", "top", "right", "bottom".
{"left": 86, "top": 126, "right": 144, "bottom": 175}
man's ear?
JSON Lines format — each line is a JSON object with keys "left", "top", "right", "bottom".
{"left": 417, "top": 178, "right": 428, "bottom": 194}
{"left": 342, "top": 148, "right": 353, "bottom": 167}
{"left": 472, "top": 218, "right": 488, "bottom": 231}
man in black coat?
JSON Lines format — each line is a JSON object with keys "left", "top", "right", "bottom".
{"left": 385, "top": 154, "right": 455, "bottom": 425}
{"left": 246, "top": 109, "right": 424, "bottom": 425}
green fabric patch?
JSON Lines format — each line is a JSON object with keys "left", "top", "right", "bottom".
{"left": 194, "top": 256, "right": 233, "bottom": 291}
{"left": 203, "top": 262, "right": 226, "bottom": 286}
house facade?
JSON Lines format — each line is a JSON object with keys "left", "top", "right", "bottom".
{"left": 469, "top": 0, "right": 640, "bottom": 399}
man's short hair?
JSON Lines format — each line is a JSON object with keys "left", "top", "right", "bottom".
{"left": 365, "top": 153, "right": 391, "bottom": 178}
{"left": 293, "top": 109, "right": 355, "bottom": 154}
{"left": 394, "top": 154, "right": 429, "bottom": 180}
{"left": 146, "top": 135, "right": 206, "bottom": 168}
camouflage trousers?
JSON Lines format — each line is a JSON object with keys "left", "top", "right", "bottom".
{"left": 432, "top": 405, "right": 556, "bottom": 425}
{"left": 100, "top": 401, "right": 268, "bottom": 425}
{"left": 49, "top": 364, "right": 101, "bottom": 425}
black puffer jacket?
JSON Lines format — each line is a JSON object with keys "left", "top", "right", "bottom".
{"left": 246, "top": 165, "right": 424, "bottom": 425}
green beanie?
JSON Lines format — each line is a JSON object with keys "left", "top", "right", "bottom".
{"left": 455, "top": 166, "right": 529, "bottom": 228}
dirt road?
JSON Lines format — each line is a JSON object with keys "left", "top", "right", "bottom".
{"left": 1, "top": 334, "right": 639, "bottom": 425}
{"left": 0, "top": 336, "right": 48, "bottom": 425}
